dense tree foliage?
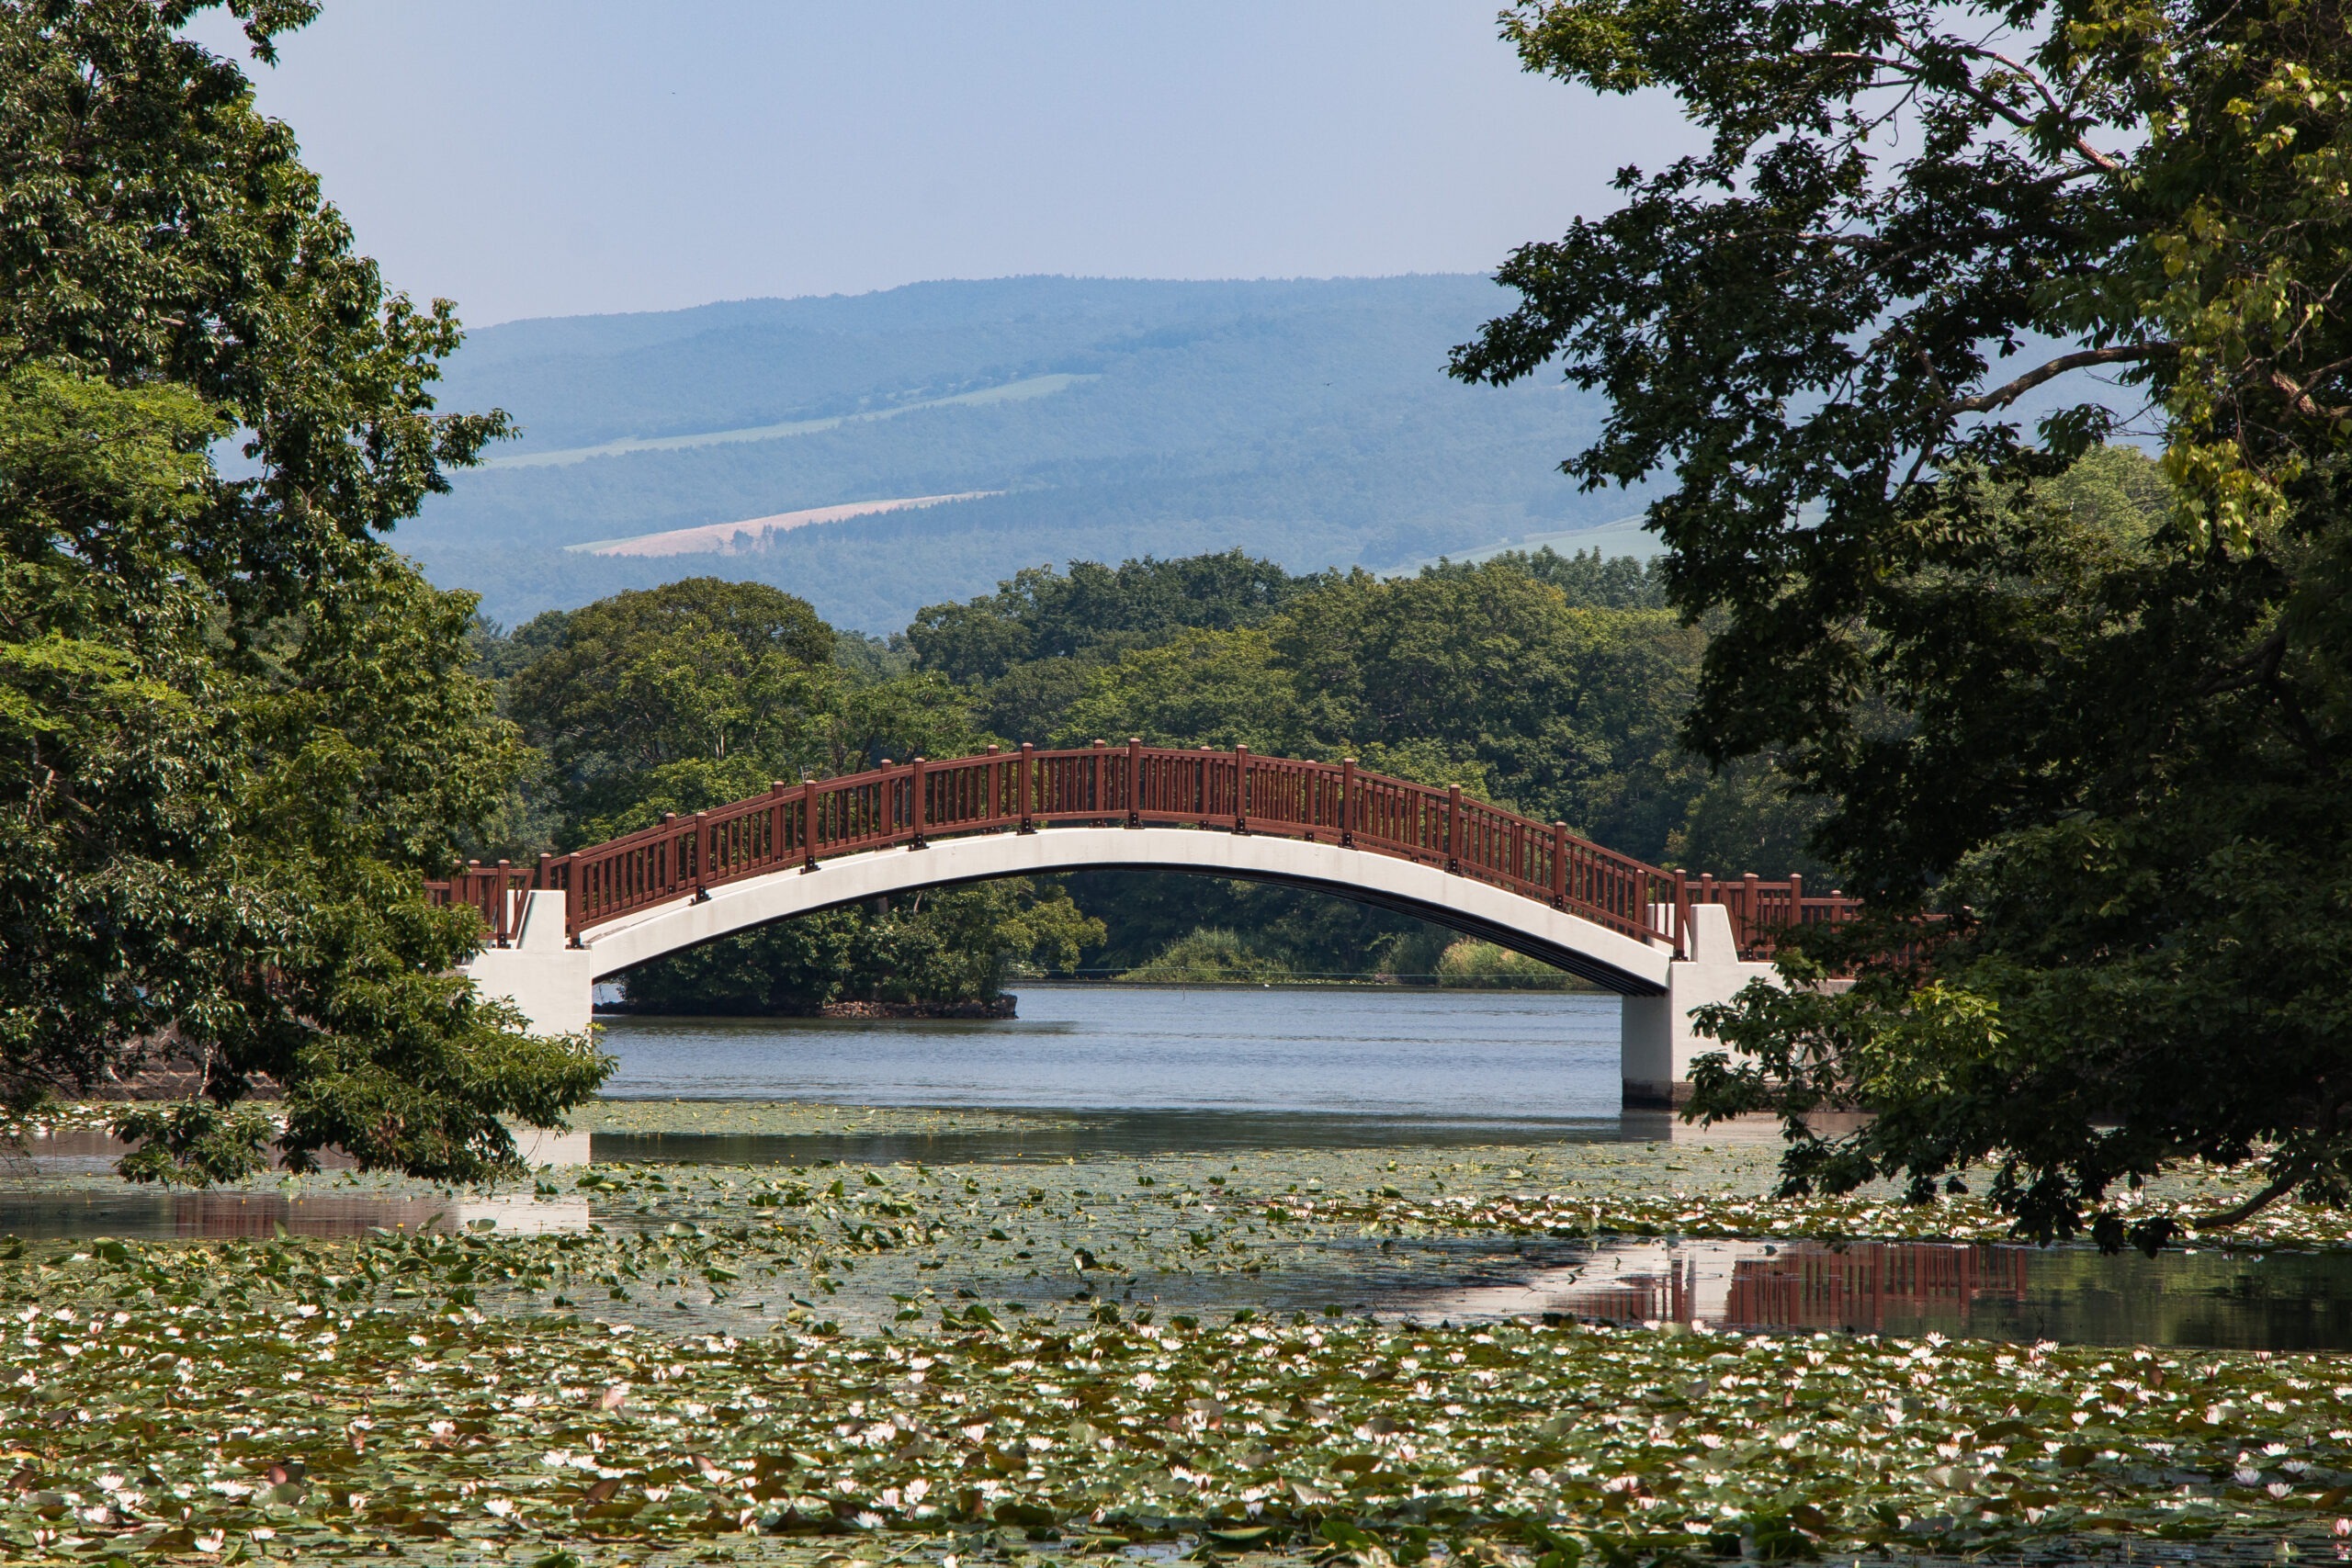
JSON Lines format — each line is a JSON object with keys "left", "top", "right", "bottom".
{"left": 1057, "top": 559, "right": 1710, "bottom": 852}
{"left": 0, "top": 1, "right": 606, "bottom": 1182}
{"left": 905, "top": 552, "right": 1320, "bottom": 742}
{"left": 1456, "top": 0, "right": 2352, "bottom": 1246}
{"left": 481, "top": 577, "right": 1100, "bottom": 1010}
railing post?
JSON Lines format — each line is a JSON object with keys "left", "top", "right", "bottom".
{"left": 1551, "top": 822, "right": 1567, "bottom": 908}
{"left": 493, "top": 859, "right": 514, "bottom": 946}
{"left": 1126, "top": 737, "right": 1143, "bottom": 827}
{"left": 1788, "top": 872, "right": 1804, "bottom": 931}
{"left": 1091, "top": 739, "right": 1106, "bottom": 826}
{"left": 910, "top": 757, "right": 928, "bottom": 848}
{"left": 1017, "top": 742, "right": 1035, "bottom": 833}
{"left": 1233, "top": 745, "right": 1250, "bottom": 833}
{"left": 1445, "top": 785, "right": 1461, "bottom": 873}
{"left": 557, "top": 853, "right": 582, "bottom": 946}
{"left": 690, "top": 814, "right": 711, "bottom": 901}
{"left": 1673, "top": 870, "right": 1692, "bottom": 959}
{"left": 1340, "top": 757, "right": 1357, "bottom": 847}
{"left": 984, "top": 744, "right": 1001, "bottom": 828}
{"left": 536, "top": 852, "right": 552, "bottom": 891}
{"left": 1742, "top": 872, "right": 1760, "bottom": 953}
{"left": 770, "top": 781, "right": 787, "bottom": 868}
{"left": 802, "top": 780, "right": 819, "bottom": 872}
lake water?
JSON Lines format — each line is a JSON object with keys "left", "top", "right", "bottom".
{"left": 25, "top": 986, "right": 2352, "bottom": 1352}
{"left": 600, "top": 984, "right": 1632, "bottom": 1119}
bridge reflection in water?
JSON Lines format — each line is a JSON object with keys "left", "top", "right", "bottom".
{"left": 1427, "top": 1239, "right": 2034, "bottom": 1337}
{"left": 1514, "top": 1241, "right": 2031, "bottom": 1335}
{"left": 0, "top": 1190, "right": 592, "bottom": 1242}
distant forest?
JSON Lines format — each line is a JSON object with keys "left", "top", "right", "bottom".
{"left": 411, "top": 276, "right": 1644, "bottom": 632}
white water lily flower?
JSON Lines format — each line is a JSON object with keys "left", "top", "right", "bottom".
{"left": 483, "top": 1498, "right": 514, "bottom": 1517}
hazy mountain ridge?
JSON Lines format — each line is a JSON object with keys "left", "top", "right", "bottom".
{"left": 408, "top": 275, "right": 1638, "bottom": 630}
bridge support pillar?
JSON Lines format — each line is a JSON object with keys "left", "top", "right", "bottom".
{"left": 460, "top": 890, "right": 597, "bottom": 1038}
{"left": 1620, "top": 904, "right": 1777, "bottom": 1109}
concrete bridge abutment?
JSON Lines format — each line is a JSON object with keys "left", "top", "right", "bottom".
{"left": 1617, "top": 903, "right": 1777, "bottom": 1109}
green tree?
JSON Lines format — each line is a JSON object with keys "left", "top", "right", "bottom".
{"left": 1117, "top": 928, "right": 1295, "bottom": 986}
{"left": 505, "top": 579, "right": 838, "bottom": 840}
{"left": 1454, "top": 0, "right": 2352, "bottom": 1246}
{"left": 1274, "top": 562, "right": 1700, "bottom": 843}
{"left": 613, "top": 880, "right": 1102, "bottom": 1015}
{"left": 1046, "top": 559, "right": 1720, "bottom": 980}
{"left": 1436, "top": 546, "right": 1668, "bottom": 609}
{"left": 909, "top": 551, "right": 1320, "bottom": 740}
{"left": 0, "top": 1, "right": 605, "bottom": 1182}
{"left": 1056, "top": 628, "right": 1306, "bottom": 752}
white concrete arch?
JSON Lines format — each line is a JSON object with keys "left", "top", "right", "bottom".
{"left": 587, "top": 827, "right": 1675, "bottom": 992}
{"left": 464, "top": 826, "right": 1773, "bottom": 1109}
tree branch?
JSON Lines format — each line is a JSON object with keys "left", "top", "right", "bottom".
{"left": 2187, "top": 1172, "right": 2300, "bottom": 1230}
{"left": 1813, "top": 46, "right": 2123, "bottom": 174}
{"left": 1945, "top": 42, "right": 2125, "bottom": 174}
{"left": 1944, "top": 345, "right": 2168, "bottom": 415}
{"left": 2268, "top": 367, "right": 2351, "bottom": 423}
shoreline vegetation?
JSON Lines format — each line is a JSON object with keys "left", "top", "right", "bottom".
{"left": 601, "top": 940, "right": 1598, "bottom": 1017}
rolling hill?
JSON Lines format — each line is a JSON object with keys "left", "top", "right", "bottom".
{"left": 401, "top": 275, "right": 1643, "bottom": 632}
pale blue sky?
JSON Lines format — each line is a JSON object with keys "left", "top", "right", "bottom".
{"left": 189, "top": 3, "right": 1697, "bottom": 327}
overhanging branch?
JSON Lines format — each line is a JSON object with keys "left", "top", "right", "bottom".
{"left": 2186, "top": 1173, "right": 2299, "bottom": 1230}
{"left": 1944, "top": 344, "right": 2168, "bottom": 416}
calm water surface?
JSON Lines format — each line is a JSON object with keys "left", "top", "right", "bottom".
{"left": 599, "top": 984, "right": 1624, "bottom": 1114}
{"left": 27, "top": 987, "right": 2352, "bottom": 1351}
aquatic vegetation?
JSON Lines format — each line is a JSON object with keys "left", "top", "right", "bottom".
{"left": 1282, "top": 1165, "right": 2352, "bottom": 1251}
{"left": 1, "top": 1235, "right": 2350, "bottom": 1564}
{"left": 0, "top": 1103, "right": 135, "bottom": 1137}
{"left": 568, "top": 1100, "right": 1083, "bottom": 1139}
{"left": 1, "top": 1106, "right": 2348, "bottom": 1560}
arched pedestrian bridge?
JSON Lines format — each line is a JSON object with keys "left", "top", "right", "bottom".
{"left": 435, "top": 743, "right": 1856, "bottom": 1107}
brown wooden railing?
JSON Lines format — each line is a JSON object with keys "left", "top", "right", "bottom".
{"left": 1685, "top": 870, "right": 1861, "bottom": 958}
{"left": 427, "top": 742, "right": 1860, "bottom": 960}
{"left": 432, "top": 859, "right": 537, "bottom": 948}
